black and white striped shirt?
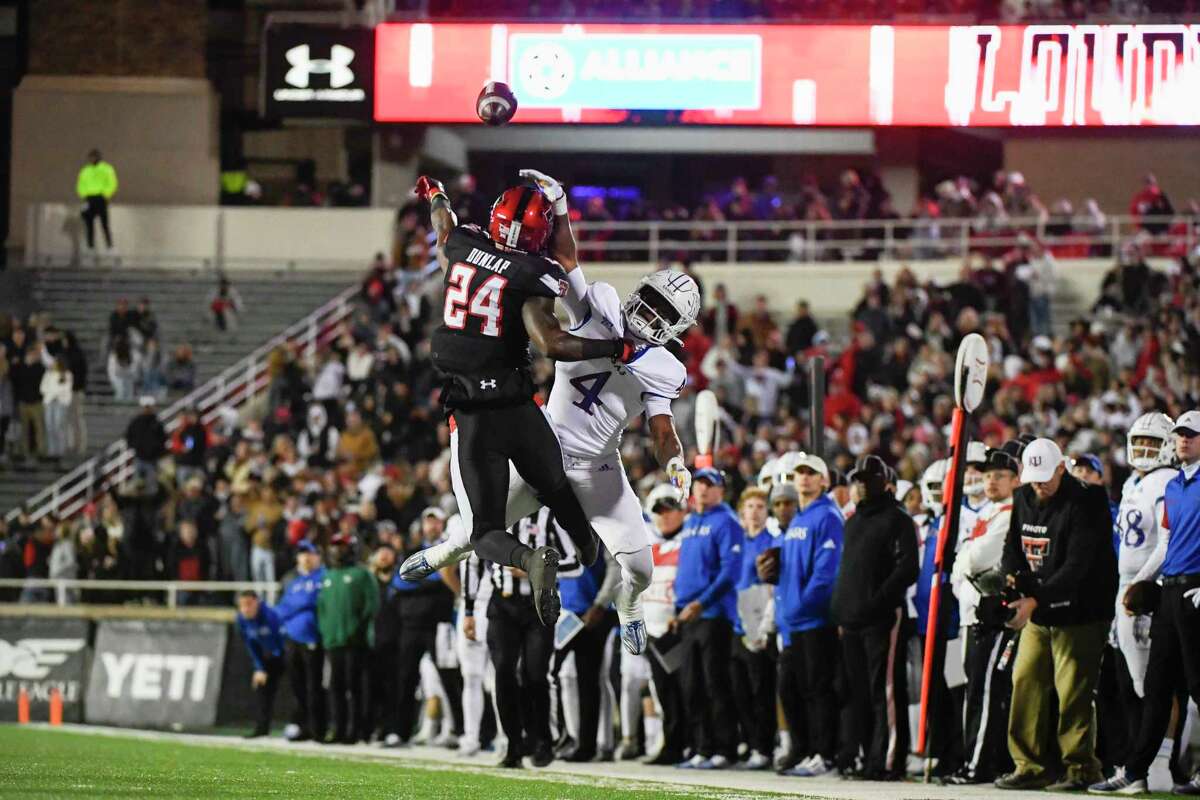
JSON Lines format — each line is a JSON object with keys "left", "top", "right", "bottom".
{"left": 470, "top": 508, "right": 582, "bottom": 599}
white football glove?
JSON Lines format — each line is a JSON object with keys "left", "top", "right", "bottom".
{"left": 665, "top": 456, "right": 692, "bottom": 503}
{"left": 518, "top": 168, "right": 568, "bottom": 216}
{"left": 1185, "top": 588, "right": 1200, "bottom": 609}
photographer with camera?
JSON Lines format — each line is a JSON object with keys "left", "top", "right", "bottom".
{"left": 995, "top": 439, "right": 1117, "bottom": 791}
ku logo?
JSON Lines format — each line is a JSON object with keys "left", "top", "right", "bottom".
{"left": 480, "top": 379, "right": 498, "bottom": 390}
{"left": 285, "top": 44, "right": 355, "bottom": 89}
{"left": 1029, "top": 456, "right": 1042, "bottom": 467}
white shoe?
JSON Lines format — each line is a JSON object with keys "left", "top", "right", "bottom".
{"left": 741, "top": 751, "right": 771, "bottom": 770}
{"left": 696, "top": 754, "right": 732, "bottom": 770}
{"left": 621, "top": 619, "right": 647, "bottom": 655}
{"left": 412, "top": 722, "right": 437, "bottom": 745}
{"left": 434, "top": 731, "right": 458, "bottom": 749}
{"left": 1087, "top": 770, "right": 1148, "bottom": 794}
{"left": 790, "top": 757, "right": 836, "bottom": 777}
{"left": 283, "top": 723, "right": 302, "bottom": 741}
{"left": 457, "top": 740, "right": 480, "bottom": 757}
{"left": 382, "top": 733, "right": 402, "bottom": 748}
{"left": 677, "top": 754, "right": 706, "bottom": 769}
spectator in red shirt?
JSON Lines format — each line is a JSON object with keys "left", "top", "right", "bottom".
{"left": 1129, "top": 173, "right": 1174, "bottom": 235}
{"left": 167, "top": 520, "right": 210, "bottom": 606}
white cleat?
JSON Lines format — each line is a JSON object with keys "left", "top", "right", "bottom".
{"left": 621, "top": 619, "right": 647, "bottom": 655}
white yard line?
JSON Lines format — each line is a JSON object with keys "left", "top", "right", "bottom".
{"left": 31, "top": 724, "right": 1051, "bottom": 800}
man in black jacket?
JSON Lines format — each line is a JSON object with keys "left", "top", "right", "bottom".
{"left": 125, "top": 397, "right": 167, "bottom": 488}
{"left": 830, "top": 454, "right": 919, "bottom": 780}
{"left": 995, "top": 438, "right": 1116, "bottom": 792}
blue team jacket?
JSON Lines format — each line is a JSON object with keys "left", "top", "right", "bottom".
{"left": 775, "top": 494, "right": 843, "bottom": 640}
{"left": 1163, "top": 466, "right": 1200, "bottom": 577}
{"left": 237, "top": 606, "right": 285, "bottom": 671}
{"left": 674, "top": 503, "right": 744, "bottom": 622}
{"left": 734, "top": 528, "right": 778, "bottom": 635}
{"left": 914, "top": 515, "right": 959, "bottom": 639}
{"left": 274, "top": 567, "right": 325, "bottom": 646}
{"left": 560, "top": 557, "right": 605, "bottom": 616}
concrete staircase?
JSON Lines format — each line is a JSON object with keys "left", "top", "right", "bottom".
{"left": 1, "top": 267, "right": 356, "bottom": 515}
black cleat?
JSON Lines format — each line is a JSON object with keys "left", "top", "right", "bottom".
{"left": 526, "top": 546, "right": 561, "bottom": 626}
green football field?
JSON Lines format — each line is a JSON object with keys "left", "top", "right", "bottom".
{"left": 0, "top": 726, "right": 793, "bottom": 800}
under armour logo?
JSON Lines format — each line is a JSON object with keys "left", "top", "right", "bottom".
{"left": 480, "top": 379, "right": 498, "bottom": 390}
{"left": 285, "top": 44, "right": 355, "bottom": 89}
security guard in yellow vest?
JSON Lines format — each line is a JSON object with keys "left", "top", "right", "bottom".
{"left": 77, "top": 149, "right": 118, "bottom": 250}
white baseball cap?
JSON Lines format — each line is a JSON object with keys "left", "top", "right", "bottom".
{"left": 1022, "top": 438, "right": 1064, "bottom": 483}
{"left": 1173, "top": 410, "right": 1200, "bottom": 437}
{"left": 792, "top": 452, "right": 829, "bottom": 481}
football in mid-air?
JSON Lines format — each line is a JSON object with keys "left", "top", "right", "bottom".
{"left": 476, "top": 81, "right": 518, "bottom": 126}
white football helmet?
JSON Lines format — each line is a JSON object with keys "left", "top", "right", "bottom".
{"left": 920, "top": 458, "right": 950, "bottom": 515}
{"left": 758, "top": 458, "right": 778, "bottom": 489}
{"left": 623, "top": 269, "right": 701, "bottom": 346}
{"left": 775, "top": 451, "right": 804, "bottom": 486}
{"left": 963, "top": 441, "right": 988, "bottom": 499}
{"left": 1126, "top": 411, "right": 1175, "bottom": 472}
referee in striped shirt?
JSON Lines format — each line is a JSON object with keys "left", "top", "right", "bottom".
{"left": 477, "top": 508, "right": 582, "bottom": 769}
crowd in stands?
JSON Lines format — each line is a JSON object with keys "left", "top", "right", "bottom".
{"left": 0, "top": 171, "right": 1198, "bottom": 786}
{"left": 572, "top": 170, "right": 1200, "bottom": 264}
{"left": 403, "top": 0, "right": 1200, "bottom": 23}
{"left": 0, "top": 314, "right": 88, "bottom": 468}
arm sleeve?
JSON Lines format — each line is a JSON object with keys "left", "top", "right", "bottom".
{"left": 1033, "top": 493, "right": 1109, "bottom": 606}
{"left": 643, "top": 395, "right": 673, "bottom": 418}
{"left": 697, "top": 517, "right": 744, "bottom": 610}
{"left": 531, "top": 260, "right": 570, "bottom": 299}
{"left": 240, "top": 624, "right": 265, "bottom": 672}
{"left": 272, "top": 585, "right": 297, "bottom": 624}
{"left": 1132, "top": 526, "right": 1170, "bottom": 584}
{"left": 592, "top": 549, "right": 622, "bottom": 609}
{"left": 562, "top": 267, "right": 590, "bottom": 326}
{"left": 106, "top": 165, "right": 118, "bottom": 199}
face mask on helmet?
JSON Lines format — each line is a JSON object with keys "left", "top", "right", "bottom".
{"left": 622, "top": 270, "right": 699, "bottom": 346}
{"left": 1126, "top": 412, "right": 1175, "bottom": 472}
{"left": 920, "top": 459, "right": 949, "bottom": 515}
{"left": 963, "top": 466, "right": 985, "bottom": 499}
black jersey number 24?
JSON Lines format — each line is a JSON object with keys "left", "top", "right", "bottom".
{"left": 443, "top": 262, "right": 508, "bottom": 337}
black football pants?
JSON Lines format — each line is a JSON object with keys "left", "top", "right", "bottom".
{"left": 451, "top": 402, "right": 593, "bottom": 567}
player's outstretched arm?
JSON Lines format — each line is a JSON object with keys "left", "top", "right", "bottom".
{"left": 414, "top": 175, "right": 457, "bottom": 272}
{"left": 519, "top": 169, "right": 578, "bottom": 272}
{"left": 523, "top": 297, "right": 634, "bottom": 363}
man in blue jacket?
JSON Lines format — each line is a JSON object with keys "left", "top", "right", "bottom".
{"left": 672, "top": 467, "right": 744, "bottom": 770}
{"left": 273, "top": 541, "right": 326, "bottom": 742}
{"left": 760, "top": 453, "right": 843, "bottom": 777}
{"left": 236, "top": 591, "right": 286, "bottom": 738}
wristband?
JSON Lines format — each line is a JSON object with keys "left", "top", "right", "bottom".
{"left": 553, "top": 197, "right": 569, "bottom": 216}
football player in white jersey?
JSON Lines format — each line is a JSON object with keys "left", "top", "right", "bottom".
{"left": 401, "top": 168, "right": 699, "bottom": 658}
{"left": 1117, "top": 413, "right": 1178, "bottom": 699}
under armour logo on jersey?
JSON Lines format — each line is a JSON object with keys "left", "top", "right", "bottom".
{"left": 480, "top": 379, "right": 498, "bottom": 390}
{"left": 539, "top": 273, "right": 568, "bottom": 297}
{"left": 285, "top": 44, "right": 355, "bottom": 89}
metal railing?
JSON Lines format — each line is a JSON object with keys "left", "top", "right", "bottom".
{"left": 569, "top": 213, "right": 1196, "bottom": 263}
{"left": 4, "top": 284, "right": 361, "bottom": 524}
{"left": 0, "top": 578, "right": 280, "bottom": 609}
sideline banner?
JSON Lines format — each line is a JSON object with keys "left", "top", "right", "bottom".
{"left": 86, "top": 620, "right": 227, "bottom": 729}
{"left": 0, "top": 617, "right": 89, "bottom": 723}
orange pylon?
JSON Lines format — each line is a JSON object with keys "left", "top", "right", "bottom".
{"left": 49, "top": 688, "right": 63, "bottom": 726}
{"left": 17, "top": 688, "right": 29, "bottom": 724}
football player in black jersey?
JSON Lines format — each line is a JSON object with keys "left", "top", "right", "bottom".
{"left": 413, "top": 174, "right": 633, "bottom": 627}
